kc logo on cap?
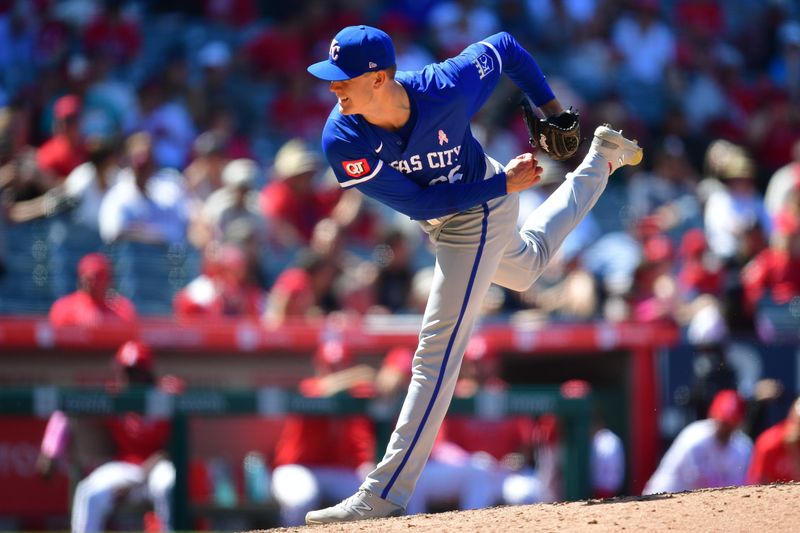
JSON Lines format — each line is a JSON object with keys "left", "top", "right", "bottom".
{"left": 308, "top": 25, "right": 396, "bottom": 81}
{"left": 329, "top": 39, "right": 340, "bottom": 61}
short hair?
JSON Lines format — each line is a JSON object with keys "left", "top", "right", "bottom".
{"left": 384, "top": 65, "right": 398, "bottom": 79}
{"left": 125, "top": 131, "right": 152, "bottom": 155}
{"left": 86, "top": 135, "right": 119, "bottom": 167}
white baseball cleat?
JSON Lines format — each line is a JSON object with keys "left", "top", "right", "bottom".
{"left": 591, "top": 124, "right": 643, "bottom": 173}
{"left": 305, "top": 489, "right": 404, "bottom": 525}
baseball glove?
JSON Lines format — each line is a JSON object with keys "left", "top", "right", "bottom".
{"left": 520, "top": 100, "right": 581, "bottom": 161}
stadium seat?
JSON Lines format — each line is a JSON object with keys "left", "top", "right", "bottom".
{"left": 111, "top": 240, "right": 201, "bottom": 316}
{"left": 0, "top": 220, "right": 54, "bottom": 315}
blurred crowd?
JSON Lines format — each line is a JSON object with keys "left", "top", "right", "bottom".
{"left": 0, "top": 0, "right": 799, "bottom": 341}
{"left": 10, "top": 1, "right": 800, "bottom": 529}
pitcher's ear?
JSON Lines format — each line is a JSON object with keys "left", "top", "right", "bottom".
{"left": 373, "top": 71, "right": 387, "bottom": 89}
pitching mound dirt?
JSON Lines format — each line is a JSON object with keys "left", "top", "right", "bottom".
{"left": 258, "top": 482, "right": 800, "bottom": 532}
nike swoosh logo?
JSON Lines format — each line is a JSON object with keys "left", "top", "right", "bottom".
{"left": 375, "top": 142, "right": 383, "bottom": 153}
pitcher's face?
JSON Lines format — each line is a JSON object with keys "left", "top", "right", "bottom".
{"left": 329, "top": 72, "right": 379, "bottom": 115}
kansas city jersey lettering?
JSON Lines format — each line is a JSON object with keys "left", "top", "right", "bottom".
{"left": 390, "top": 146, "right": 462, "bottom": 175}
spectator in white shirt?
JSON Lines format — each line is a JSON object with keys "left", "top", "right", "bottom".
{"left": 703, "top": 145, "right": 771, "bottom": 263}
{"left": 643, "top": 389, "right": 753, "bottom": 495}
{"left": 611, "top": 0, "right": 676, "bottom": 86}
{"left": 135, "top": 78, "right": 196, "bottom": 170}
{"left": 200, "top": 158, "right": 265, "bottom": 245}
{"left": 592, "top": 426, "right": 625, "bottom": 499}
{"left": 98, "top": 132, "right": 190, "bottom": 245}
{"left": 610, "top": 0, "right": 676, "bottom": 125}
{"left": 764, "top": 139, "right": 800, "bottom": 223}
{"left": 7, "top": 134, "right": 119, "bottom": 230}
{"left": 426, "top": 0, "right": 500, "bottom": 57}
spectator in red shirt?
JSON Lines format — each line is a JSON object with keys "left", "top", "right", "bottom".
{"left": 37, "top": 341, "right": 180, "bottom": 533}
{"left": 263, "top": 251, "right": 339, "bottom": 325}
{"left": 270, "top": 340, "right": 376, "bottom": 526}
{"left": 173, "top": 243, "right": 264, "bottom": 319}
{"left": 37, "top": 94, "right": 87, "bottom": 184}
{"left": 628, "top": 234, "right": 679, "bottom": 323}
{"left": 675, "top": 0, "right": 724, "bottom": 42}
{"left": 243, "top": 23, "right": 306, "bottom": 81}
{"left": 677, "top": 228, "right": 725, "bottom": 300}
{"left": 259, "top": 138, "right": 341, "bottom": 245}
{"left": 8, "top": 133, "right": 120, "bottom": 227}
{"left": 203, "top": 0, "right": 258, "bottom": 28}
{"left": 373, "top": 345, "right": 415, "bottom": 402}
{"left": 747, "top": 396, "right": 800, "bottom": 484}
{"left": 741, "top": 208, "right": 800, "bottom": 313}
{"left": 49, "top": 252, "right": 137, "bottom": 326}
{"left": 751, "top": 95, "right": 800, "bottom": 178}
{"left": 82, "top": 2, "right": 141, "bottom": 66}
{"left": 269, "top": 75, "right": 335, "bottom": 139}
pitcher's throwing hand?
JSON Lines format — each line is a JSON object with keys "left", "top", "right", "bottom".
{"left": 505, "top": 152, "right": 544, "bottom": 193}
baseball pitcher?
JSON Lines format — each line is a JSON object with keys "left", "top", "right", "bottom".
{"left": 304, "top": 24, "right": 642, "bottom": 524}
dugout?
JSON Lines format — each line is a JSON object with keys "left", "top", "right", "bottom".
{"left": 0, "top": 316, "right": 676, "bottom": 530}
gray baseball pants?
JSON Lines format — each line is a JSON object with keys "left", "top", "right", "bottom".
{"left": 361, "top": 149, "right": 611, "bottom": 507}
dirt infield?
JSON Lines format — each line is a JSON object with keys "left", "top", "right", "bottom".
{"left": 259, "top": 482, "right": 800, "bottom": 532}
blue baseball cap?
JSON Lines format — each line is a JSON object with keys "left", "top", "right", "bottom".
{"left": 308, "top": 25, "right": 396, "bottom": 81}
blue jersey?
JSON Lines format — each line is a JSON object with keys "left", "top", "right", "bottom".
{"left": 321, "top": 32, "right": 555, "bottom": 221}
